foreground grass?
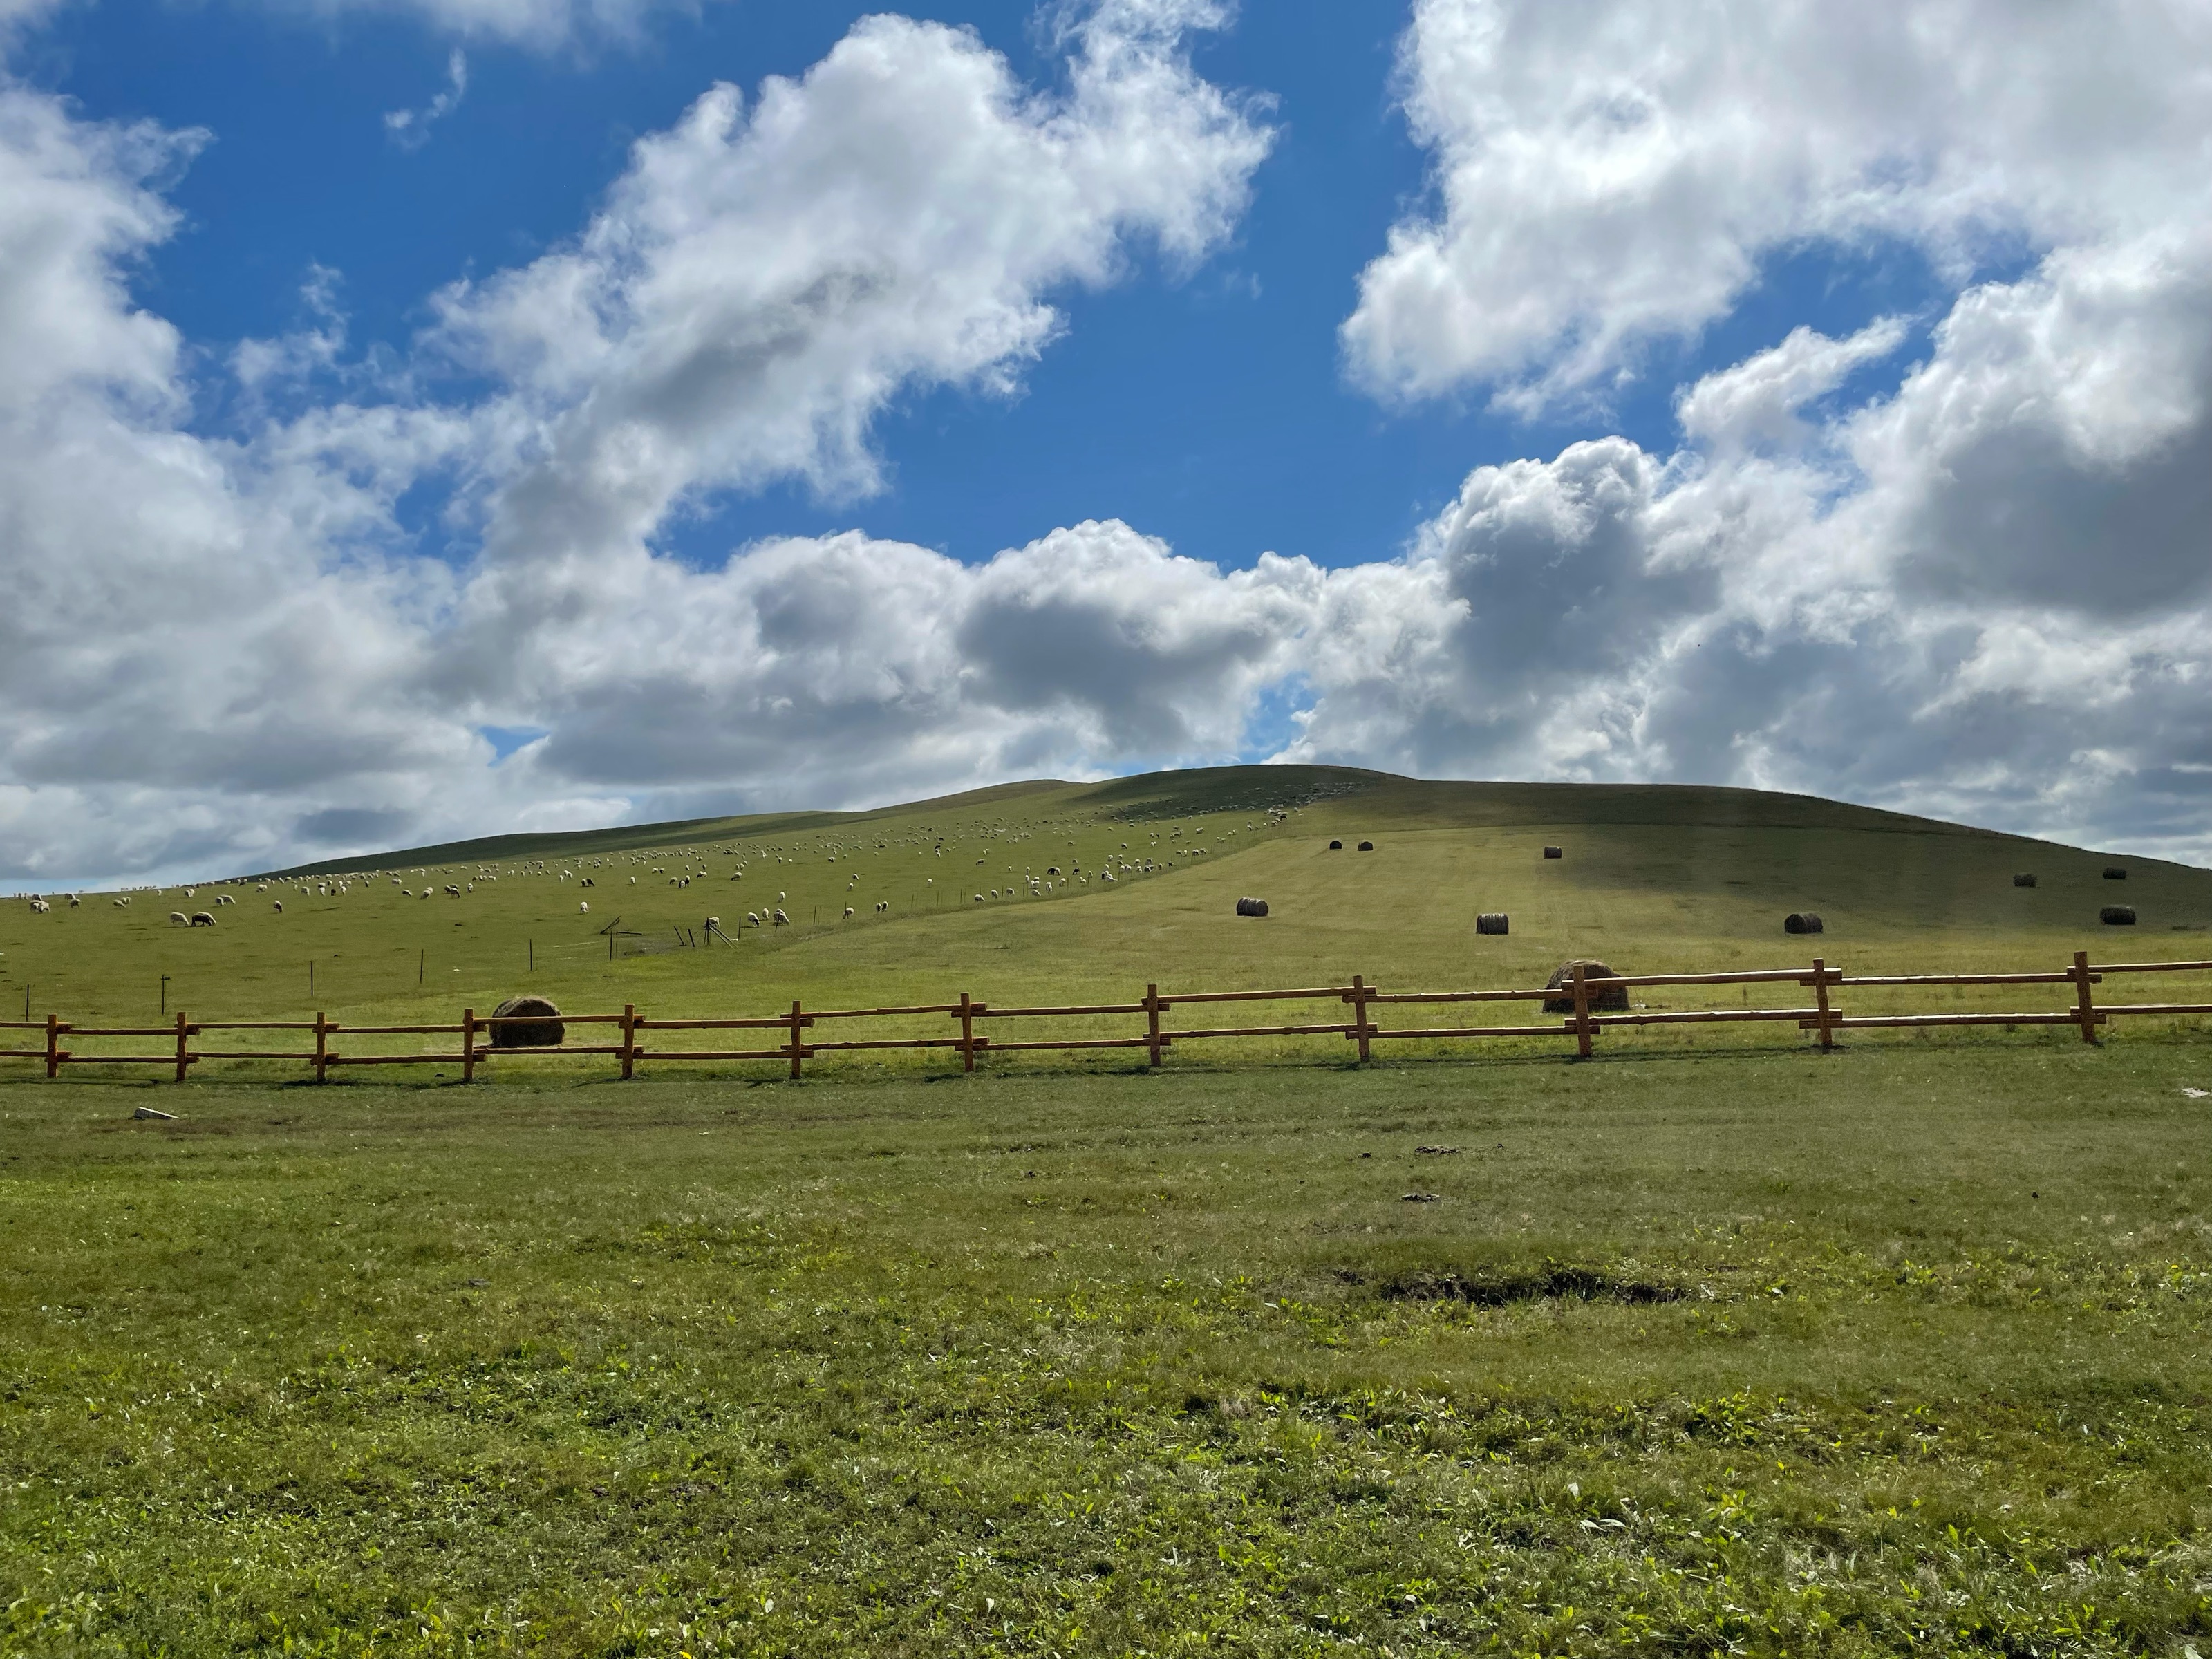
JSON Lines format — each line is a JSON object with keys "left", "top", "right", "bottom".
{"left": 4, "top": 1040, "right": 2211, "bottom": 1656}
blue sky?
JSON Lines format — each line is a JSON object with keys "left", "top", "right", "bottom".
{"left": 23, "top": 0, "right": 1942, "bottom": 569}
{"left": 3, "top": 0, "right": 2209, "bottom": 883}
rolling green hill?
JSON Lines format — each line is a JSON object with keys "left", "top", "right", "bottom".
{"left": 8, "top": 771, "right": 2212, "bottom": 1653}
{"left": 7, "top": 765, "right": 2210, "bottom": 1039}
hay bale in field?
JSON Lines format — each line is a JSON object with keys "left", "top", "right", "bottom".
{"left": 2104, "top": 866, "right": 2128, "bottom": 880}
{"left": 1475, "top": 912, "right": 1509, "bottom": 935}
{"left": 1784, "top": 912, "right": 1824, "bottom": 935}
{"left": 2013, "top": 873, "right": 2037, "bottom": 888}
{"left": 1541, "top": 959, "right": 1628, "bottom": 1013}
{"left": 1328, "top": 840, "right": 1342, "bottom": 850}
{"left": 1358, "top": 840, "right": 1375, "bottom": 852}
{"left": 1235, "top": 896, "right": 1270, "bottom": 917}
{"left": 2101, "top": 905, "right": 2137, "bottom": 926}
{"left": 489, "top": 995, "right": 564, "bottom": 1048}
{"left": 1543, "top": 845, "right": 1563, "bottom": 859}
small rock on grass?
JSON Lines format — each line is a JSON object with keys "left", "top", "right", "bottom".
{"left": 132, "top": 1106, "right": 176, "bottom": 1121}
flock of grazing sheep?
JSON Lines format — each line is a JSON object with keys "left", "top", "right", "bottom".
{"left": 7, "top": 809, "right": 1300, "bottom": 974}
{"left": 84, "top": 798, "right": 2119, "bottom": 967}
{"left": 8, "top": 801, "right": 2146, "bottom": 950}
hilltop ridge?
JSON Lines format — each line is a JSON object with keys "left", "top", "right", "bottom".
{"left": 255, "top": 764, "right": 2077, "bottom": 883}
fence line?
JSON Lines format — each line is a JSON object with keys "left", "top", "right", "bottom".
{"left": 6, "top": 949, "right": 2211, "bottom": 1085}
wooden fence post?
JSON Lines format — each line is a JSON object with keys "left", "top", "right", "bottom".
{"left": 45, "top": 1013, "right": 62, "bottom": 1079}
{"left": 619, "top": 1004, "right": 638, "bottom": 1079}
{"left": 461, "top": 1009, "right": 476, "bottom": 1083}
{"left": 957, "top": 993, "right": 977, "bottom": 1073}
{"left": 1570, "top": 964, "right": 1593, "bottom": 1060}
{"left": 313, "top": 1013, "right": 329, "bottom": 1084}
{"left": 1810, "top": 957, "right": 1835, "bottom": 1051}
{"left": 1348, "top": 974, "right": 1372, "bottom": 1062}
{"left": 1145, "top": 983, "right": 1163, "bottom": 1068}
{"left": 2070, "top": 950, "right": 2101, "bottom": 1044}
{"left": 174, "top": 1011, "right": 191, "bottom": 1083}
{"left": 787, "top": 1000, "right": 811, "bottom": 1080}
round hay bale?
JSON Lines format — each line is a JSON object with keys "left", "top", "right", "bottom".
{"left": 1541, "top": 959, "right": 1628, "bottom": 1013}
{"left": 2103, "top": 866, "right": 2128, "bottom": 880}
{"left": 1542, "top": 845, "right": 1563, "bottom": 859}
{"left": 2100, "top": 905, "right": 2137, "bottom": 926}
{"left": 1327, "top": 840, "right": 1342, "bottom": 850}
{"left": 1235, "top": 896, "right": 1270, "bottom": 917}
{"left": 489, "top": 995, "right": 564, "bottom": 1048}
{"left": 1475, "top": 912, "right": 1509, "bottom": 935}
{"left": 1358, "top": 840, "right": 1375, "bottom": 852}
{"left": 2012, "top": 873, "right": 2037, "bottom": 888}
{"left": 1784, "top": 912, "right": 1824, "bottom": 935}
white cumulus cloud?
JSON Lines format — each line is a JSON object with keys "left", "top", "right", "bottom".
{"left": 6, "top": 0, "right": 2212, "bottom": 891}
{"left": 0, "top": 4, "right": 1286, "bottom": 885}
{"left": 1342, "top": 0, "right": 2212, "bottom": 409}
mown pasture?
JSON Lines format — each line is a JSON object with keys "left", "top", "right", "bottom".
{"left": 3, "top": 1049, "right": 2209, "bottom": 1654}
{"left": 6, "top": 767, "right": 2212, "bottom": 1073}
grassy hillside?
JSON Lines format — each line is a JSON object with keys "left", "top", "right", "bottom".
{"left": 6, "top": 769, "right": 2211, "bottom": 1653}
{"left": 6, "top": 766, "right": 2210, "bottom": 1054}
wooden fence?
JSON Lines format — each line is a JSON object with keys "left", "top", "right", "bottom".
{"left": 7, "top": 950, "right": 2212, "bottom": 1085}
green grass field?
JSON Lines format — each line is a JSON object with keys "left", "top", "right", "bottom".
{"left": 5, "top": 769, "right": 2210, "bottom": 1653}
{"left": 3, "top": 1049, "right": 2209, "bottom": 1654}
{"left": 7, "top": 767, "right": 2212, "bottom": 1070}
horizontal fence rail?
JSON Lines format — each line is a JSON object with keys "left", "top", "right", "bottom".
{"left": 7, "top": 950, "right": 2211, "bottom": 1086}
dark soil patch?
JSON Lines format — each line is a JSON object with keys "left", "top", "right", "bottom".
{"left": 1378, "top": 1264, "right": 1683, "bottom": 1306}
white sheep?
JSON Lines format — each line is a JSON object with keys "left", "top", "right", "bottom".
{"left": 272, "top": 900, "right": 283, "bottom": 913}
{"left": 579, "top": 901, "right": 590, "bottom": 913}
{"left": 843, "top": 906, "right": 854, "bottom": 919}
{"left": 772, "top": 908, "right": 789, "bottom": 928}
{"left": 169, "top": 910, "right": 187, "bottom": 924}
